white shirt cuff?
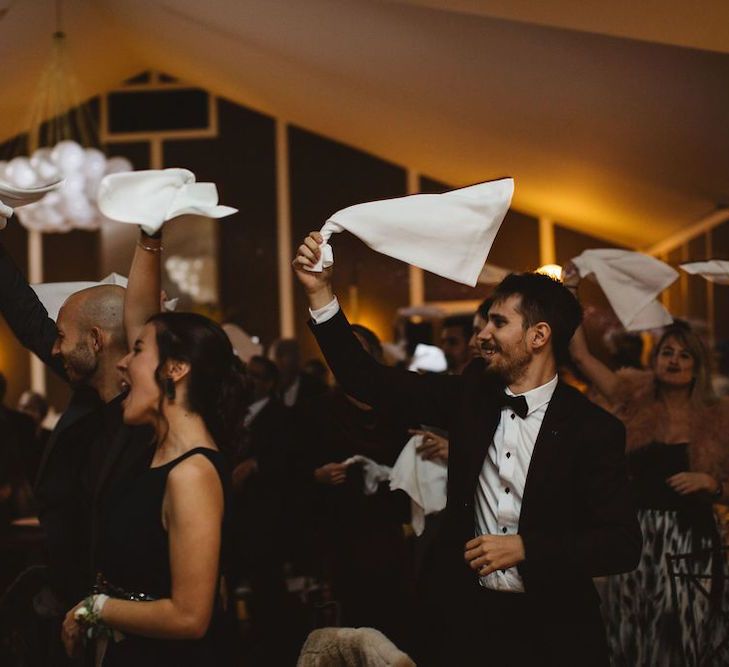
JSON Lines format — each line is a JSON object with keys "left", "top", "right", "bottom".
{"left": 309, "top": 297, "right": 340, "bottom": 324}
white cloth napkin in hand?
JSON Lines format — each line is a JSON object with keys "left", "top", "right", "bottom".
{"left": 342, "top": 456, "right": 392, "bottom": 495}
{"left": 97, "top": 168, "right": 237, "bottom": 235}
{"left": 308, "top": 178, "right": 514, "bottom": 286}
{"left": 32, "top": 272, "right": 177, "bottom": 321}
{"left": 0, "top": 179, "right": 62, "bottom": 228}
{"left": 408, "top": 344, "right": 447, "bottom": 373}
{"left": 390, "top": 435, "right": 447, "bottom": 536}
{"left": 572, "top": 249, "right": 677, "bottom": 331}
{"left": 680, "top": 260, "right": 729, "bottom": 285}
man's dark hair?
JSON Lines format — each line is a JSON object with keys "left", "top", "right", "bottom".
{"left": 476, "top": 298, "right": 493, "bottom": 320}
{"left": 351, "top": 324, "right": 383, "bottom": 362}
{"left": 442, "top": 315, "right": 473, "bottom": 341}
{"left": 491, "top": 273, "right": 582, "bottom": 363}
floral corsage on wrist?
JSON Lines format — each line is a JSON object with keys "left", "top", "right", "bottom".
{"left": 74, "top": 594, "right": 113, "bottom": 641}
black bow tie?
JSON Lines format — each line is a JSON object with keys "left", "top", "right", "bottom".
{"left": 498, "top": 393, "right": 529, "bottom": 419}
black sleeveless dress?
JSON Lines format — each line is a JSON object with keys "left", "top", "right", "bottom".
{"left": 96, "top": 447, "right": 233, "bottom": 666}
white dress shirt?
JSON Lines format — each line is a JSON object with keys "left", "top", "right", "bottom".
{"left": 475, "top": 374, "right": 558, "bottom": 592}
{"left": 244, "top": 396, "right": 270, "bottom": 428}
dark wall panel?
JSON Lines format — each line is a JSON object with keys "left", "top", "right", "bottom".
{"left": 164, "top": 98, "right": 278, "bottom": 346}
{"left": 289, "top": 127, "right": 407, "bottom": 358}
{"left": 685, "top": 235, "right": 708, "bottom": 322}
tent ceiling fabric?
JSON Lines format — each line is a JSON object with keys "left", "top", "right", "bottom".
{"left": 2, "top": 0, "right": 729, "bottom": 249}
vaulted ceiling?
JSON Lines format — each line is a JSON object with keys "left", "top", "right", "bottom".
{"left": 2, "top": 0, "right": 729, "bottom": 248}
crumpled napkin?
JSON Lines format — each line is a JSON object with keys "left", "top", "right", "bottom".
{"left": 32, "top": 272, "right": 177, "bottom": 321}
{"left": 342, "top": 455, "right": 392, "bottom": 495}
{"left": 390, "top": 435, "right": 447, "bottom": 536}
{"left": 308, "top": 178, "right": 514, "bottom": 286}
{"left": 572, "top": 249, "right": 677, "bottom": 331}
{"left": 680, "top": 260, "right": 729, "bottom": 285}
{"left": 97, "top": 168, "right": 237, "bottom": 235}
{"left": 0, "top": 179, "right": 63, "bottom": 228}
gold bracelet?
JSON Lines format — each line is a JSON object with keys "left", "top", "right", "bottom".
{"left": 137, "top": 240, "right": 163, "bottom": 252}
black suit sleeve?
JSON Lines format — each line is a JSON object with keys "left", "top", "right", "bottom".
{"left": 519, "top": 415, "right": 641, "bottom": 579}
{"left": 0, "top": 240, "right": 64, "bottom": 377}
{"left": 308, "top": 308, "right": 462, "bottom": 432}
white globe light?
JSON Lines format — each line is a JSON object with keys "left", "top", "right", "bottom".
{"left": 51, "top": 140, "right": 85, "bottom": 174}
{"left": 83, "top": 148, "right": 107, "bottom": 180}
{"left": 31, "top": 148, "right": 61, "bottom": 183}
{"left": 5, "top": 157, "right": 38, "bottom": 188}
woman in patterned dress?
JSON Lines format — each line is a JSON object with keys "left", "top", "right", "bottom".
{"left": 565, "top": 265, "right": 729, "bottom": 666}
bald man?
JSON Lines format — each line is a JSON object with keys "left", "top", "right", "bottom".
{"left": 0, "top": 241, "right": 154, "bottom": 663}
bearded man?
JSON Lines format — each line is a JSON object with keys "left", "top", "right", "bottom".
{"left": 293, "top": 231, "right": 641, "bottom": 666}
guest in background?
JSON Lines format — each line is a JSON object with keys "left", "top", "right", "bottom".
{"left": 269, "top": 338, "right": 326, "bottom": 408}
{"left": 302, "top": 357, "right": 330, "bottom": 388}
{"left": 468, "top": 298, "right": 492, "bottom": 358}
{"left": 295, "top": 324, "right": 412, "bottom": 647}
{"left": 439, "top": 314, "right": 473, "bottom": 375}
{"left": 566, "top": 263, "right": 729, "bottom": 666}
{"left": 231, "top": 355, "right": 292, "bottom": 665}
{"left": 16, "top": 389, "right": 52, "bottom": 483}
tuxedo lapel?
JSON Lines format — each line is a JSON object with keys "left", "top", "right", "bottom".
{"left": 35, "top": 389, "right": 99, "bottom": 488}
{"left": 518, "top": 381, "right": 573, "bottom": 532}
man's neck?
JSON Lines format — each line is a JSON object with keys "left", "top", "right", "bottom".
{"left": 90, "top": 355, "right": 124, "bottom": 403}
{"left": 507, "top": 357, "right": 558, "bottom": 395}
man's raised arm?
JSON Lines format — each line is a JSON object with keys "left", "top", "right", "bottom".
{"left": 0, "top": 237, "right": 64, "bottom": 376}
{"left": 292, "top": 231, "right": 459, "bottom": 430}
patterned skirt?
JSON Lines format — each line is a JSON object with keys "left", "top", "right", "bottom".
{"left": 605, "top": 508, "right": 728, "bottom": 666}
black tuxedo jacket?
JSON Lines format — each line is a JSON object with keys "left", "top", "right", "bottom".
{"left": 0, "top": 242, "right": 152, "bottom": 606}
{"left": 309, "top": 309, "right": 641, "bottom": 652}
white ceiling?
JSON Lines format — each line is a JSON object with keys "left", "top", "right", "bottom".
{"left": 2, "top": 0, "right": 729, "bottom": 248}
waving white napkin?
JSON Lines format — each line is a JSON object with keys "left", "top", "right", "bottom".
{"left": 0, "top": 179, "right": 62, "bottom": 228}
{"left": 390, "top": 435, "right": 448, "bottom": 536}
{"left": 408, "top": 344, "right": 448, "bottom": 373}
{"left": 97, "top": 168, "right": 237, "bottom": 235}
{"left": 572, "top": 249, "right": 676, "bottom": 331}
{"left": 32, "top": 272, "right": 177, "bottom": 321}
{"left": 342, "top": 456, "right": 392, "bottom": 495}
{"left": 308, "top": 178, "right": 514, "bottom": 286}
{"left": 680, "top": 260, "right": 729, "bottom": 285}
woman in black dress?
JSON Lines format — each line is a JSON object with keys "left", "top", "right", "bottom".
{"left": 61, "top": 232, "right": 244, "bottom": 665}
{"left": 565, "top": 262, "right": 729, "bottom": 666}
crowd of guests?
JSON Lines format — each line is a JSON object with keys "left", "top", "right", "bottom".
{"left": 0, "top": 224, "right": 728, "bottom": 666}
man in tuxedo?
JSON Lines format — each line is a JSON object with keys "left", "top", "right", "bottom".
{"left": 292, "top": 232, "right": 641, "bottom": 665}
{"left": 0, "top": 237, "right": 154, "bottom": 662}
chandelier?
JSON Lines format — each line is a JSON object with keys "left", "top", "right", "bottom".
{"left": 0, "top": 4, "right": 132, "bottom": 233}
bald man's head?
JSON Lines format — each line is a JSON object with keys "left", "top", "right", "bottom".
{"left": 52, "top": 285, "right": 128, "bottom": 388}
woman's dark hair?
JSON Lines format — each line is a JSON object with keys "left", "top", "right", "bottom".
{"left": 147, "top": 312, "right": 247, "bottom": 454}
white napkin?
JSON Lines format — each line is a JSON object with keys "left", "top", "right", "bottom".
{"left": 342, "top": 455, "right": 392, "bottom": 495}
{"left": 572, "top": 249, "right": 677, "bottom": 331}
{"left": 0, "top": 179, "right": 62, "bottom": 228}
{"left": 389, "top": 435, "right": 447, "bottom": 536}
{"left": 308, "top": 178, "right": 514, "bottom": 286}
{"left": 408, "top": 344, "right": 447, "bottom": 373}
{"left": 97, "top": 168, "right": 237, "bottom": 235}
{"left": 680, "top": 260, "right": 729, "bottom": 285}
{"left": 32, "top": 272, "right": 177, "bottom": 321}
